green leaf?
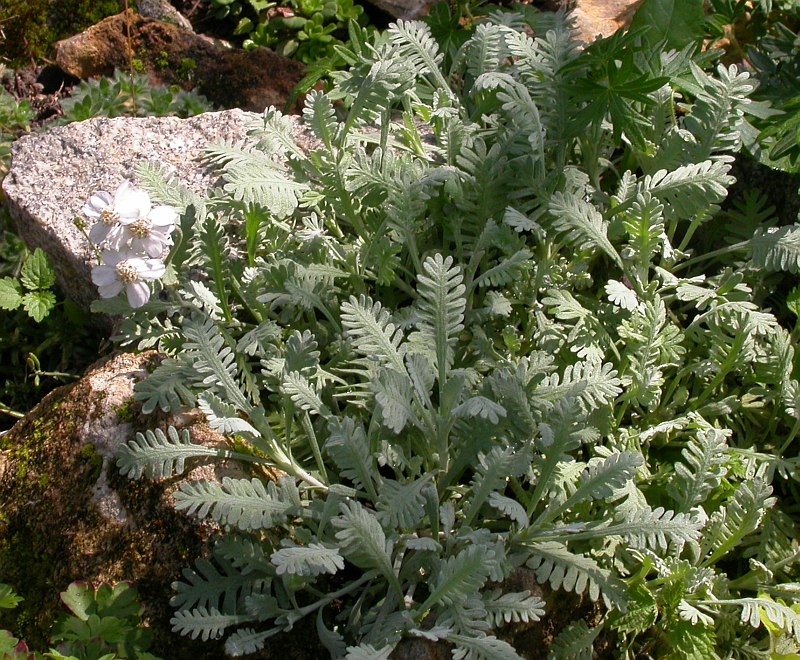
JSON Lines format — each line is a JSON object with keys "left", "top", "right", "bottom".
{"left": 0, "top": 278, "right": 22, "bottom": 311}
{"left": 20, "top": 247, "right": 56, "bottom": 291}
{"left": 22, "top": 290, "right": 56, "bottom": 322}
{"left": 629, "top": 0, "right": 704, "bottom": 50}
{"left": 608, "top": 583, "right": 657, "bottom": 634}
{"left": 0, "top": 629, "right": 22, "bottom": 655}
{"left": 0, "top": 584, "right": 22, "bottom": 610}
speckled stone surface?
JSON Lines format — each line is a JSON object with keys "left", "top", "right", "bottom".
{"left": 2, "top": 110, "right": 308, "bottom": 311}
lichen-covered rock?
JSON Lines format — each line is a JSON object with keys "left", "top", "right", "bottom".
{"left": 0, "top": 351, "right": 240, "bottom": 657}
{"left": 54, "top": 10, "right": 304, "bottom": 111}
{"left": 1, "top": 110, "right": 311, "bottom": 311}
{"left": 136, "top": 0, "right": 194, "bottom": 32}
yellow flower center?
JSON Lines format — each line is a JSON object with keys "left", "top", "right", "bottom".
{"left": 100, "top": 209, "right": 118, "bottom": 225}
{"left": 129, "top": 218, "right": 152, "bottom": 238}
{"left": 115, "top": 261, "right": 139, "bottom": 284}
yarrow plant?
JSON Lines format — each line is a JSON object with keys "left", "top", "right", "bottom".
{"left": 88, "top": 7, "right": 800, "bottom": 659}
{"left": 81, "top": 181, "right": 176, "bottom": 308}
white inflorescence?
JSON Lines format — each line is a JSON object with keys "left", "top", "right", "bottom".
{"left": 115, "top": 261, "right": 140, "bottom": 284}
{"left": 84, "top": 181, "right": 176, "bottom": 308}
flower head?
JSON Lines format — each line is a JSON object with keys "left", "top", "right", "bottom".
{"left": 117, "top": 205, "right": 178, "bottom": 257}
{"left": 83, "top": 181, "right": 152, "bottom": 247}
{"left": 91, "top": 250, "right": 166, "bottom": 308}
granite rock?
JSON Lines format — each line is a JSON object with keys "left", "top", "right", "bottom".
{"left": 136, "top": 0, "right": 194, "bottom": 32}
{"left": 1, "top": 109, "right": 312, "bottom": 311}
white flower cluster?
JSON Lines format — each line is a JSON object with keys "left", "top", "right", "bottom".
{"left": 83, "top": 181, "right": 177, "bottom": 308}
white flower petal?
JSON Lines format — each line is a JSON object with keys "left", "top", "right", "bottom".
{"left": 149, "top": 206, "right": 178, "bottom": 230}
{"left": 83, "top": 191, "right": 113, "bottom": 217}
{"left": 98, "top": 280, "right": 124, "bottom": 298}
{"left": 99, "top": 250, "right": 124, "bottom": 267}
{"left": 115, "top": 182, "right": 151, "bottom": 219}
{"left": 139, "top": 236, "right": 168, "bottom": 258}
{"left": 88, "top": 223, "right": 112, "bottom": 245}
{"left": 126, "top": 281, "right": 151, "bottom": 308}
{"left": 91, "top": 264, "right": 118, "bottom": 286}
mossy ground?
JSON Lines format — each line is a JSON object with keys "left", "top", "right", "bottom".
{"left": 0, "top": 365, "right": 225, "bottom": 657}
{"left": 0, "top": 0, "right": 125, "bottom": 67}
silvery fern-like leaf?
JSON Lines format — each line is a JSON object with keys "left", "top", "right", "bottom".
{"left": 541, "top": 289, "right": 594, "bottom": 323}
{"left": 677, "top": 600, "right": 714, "bottom": 626}
{"left": 225, "top": 627, "right": 283, "bottom": 657}
{"left": 701, "top": 479, "right": 776, "bottom": 566}
{"left": 641, "top": 159, "right": 732, "bottom": 221}
{"left": 546, "top": 619, "right": 600, "bottom": 660}
{"left": 182, "top": 281, "right": 225, "bottom": 323}
{"left": 134, "top": 356, "right": 196, "bottom": 414}
{"left": 282, "top": 371, "right": 330, "bottom": 418}
{"left": 173, "top": 477, "right": 302, "bottom": 531}
{"left": 135, "top": 160, "right": 206, "bottom": 215}
{"left": 249, "top": 108, "right": 305, "bottom": 158}
{"left": 283, "top": 329, "right": 321, "bottom": 375}
{"left": 700, "top": 597, "right": 800, "bottom": 644}
{"left": 338, "top": 59, "right": 408, "bottom": 136}
{"left": 171, "top": 607, "right": 251, "bottom": 641}
{"left": 302, "top": 90, "right": 338, "bottom": 149}
{"left": 198, "top": 393, "right": 259, "bottom": 436}
{"left": 407, "top": 254, "right": 466, "bottom": 379}
{"left": 424, "top": 545, "right": 496, "bottom": 608}
{"left": 612, "top": 507, "right": 702, "bottom": 551}
{"left": 388, "top": 20, "right": 448, "bottom": 91}
{"left": 270, "top": 542, "right": 344, "bottom": 576}
{"left": 504, "top": 206, "right": 545, "bottom": 238}
{"left": 376, "top": 476, "right": 430, "bottom": 530}
{"left": 344, "top": 644, "right": 394, "bottom": 660}
{"left": 341, "top": 295, "right": 407, "bottom": 374}
{"left": 460, "top": 23, "right": 512, "bottom": 80}
{"left": 748, "top": 225, "right": 800, "bottom": 273}
{"left": 449, "top": 633, "right": 523, "bottom": 660}
{"left": 222, "top": 153, "right": 306, "bottom": 219}
{"left": 438, "top": 595, "right": 490, "bottom": 636}
{"left": 237, "top": 319, "right": 281, "bottom": 357}
{"left": 333, "top": 501, "right": 395, "bottom": 582}
{"left": 215, "top": 535, "right": 273, "bottom": 575}
{"left": 531, "top": 448, "right": 623, "bottom": 521}
{"left": 668, "top": 427, "right": 729, "bottom": 512}
{"left": 373, "top": 368, "right": 418, "bottom": 434}
{"left": 482, "top": 589, "right": 545, "bottom": 625}
{"left": 622, "top": 191, "right": 666, "bottom": 269}
{"left": 484, "top": 291, "right": 513, "bottom": 317}
{"left": 505, "top": 14, "right": 580, "bottom": 144}
{"left": 117, "top": 426, "right": 220, "bottom": 480}
{"left": 464, "top": 446, "right": 531, "bottom": 526}
{"left": 472, "top": 249, "right": 533, "bottom": 290}
{"left": 488, "top": 492, "right": 529, "bottom": 526}
{"left": 452, "top": 396, "right": 506, "bottom": 424}
{"left": 570, "top": 452, "right": 643, "bottom": 503}
{"left": 183, "top": 318, "right": 251, "bottom": 413}
{"left": 526, "top": 542, "right": 627, "bottom": 608}
{"left": 171, "top": 554, "right": 265, "bottom": 612}
{"left": 618, "top": 296, "right": 684, "bottom": 410}
{"left": 325, "top": 416, "right": 379, "bottom": 500}
{"left": 531, "top": 360, "right": 622, "bottom": 414}
{"left": 548, "top": 192, "right": 623, "bottom": 269}
{"left": 680, "top": 62, "right": 756, "bottom": 162}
